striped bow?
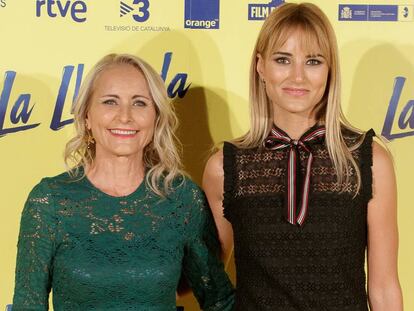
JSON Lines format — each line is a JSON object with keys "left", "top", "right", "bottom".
{"left": 264, "top": 125, "right": 326, "bottom": 226}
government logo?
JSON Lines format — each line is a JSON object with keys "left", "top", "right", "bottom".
{"left": 339, "top": 4, "right": 413, "bottom": 22}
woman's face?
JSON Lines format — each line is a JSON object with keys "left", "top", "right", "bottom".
{"left": 257, "top": 29, "right": 329, "bottom": 121}
{"left": 86, "top": 64, "right": 157, "bottom": 160}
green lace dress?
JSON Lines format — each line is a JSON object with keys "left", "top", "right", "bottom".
{"left": 13, "top": 171, "right": 234, "bottom": 311}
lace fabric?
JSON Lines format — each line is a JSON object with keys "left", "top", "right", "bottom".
{"left": 223, "top": 129, "right": 375, "bottom": 311}
{"left": 13, "top": 172, "right": 234, "bottom": 311}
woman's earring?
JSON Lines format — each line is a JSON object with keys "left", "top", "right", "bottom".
{"left": 261, "top": 78, "right": 266, "bottom": 89}
{"left": 86, "top": 131, "right": 95, "bottom": 149}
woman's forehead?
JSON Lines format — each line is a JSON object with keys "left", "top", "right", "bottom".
{"left": 267, "top": 27, "right": 326, "bottom": 57}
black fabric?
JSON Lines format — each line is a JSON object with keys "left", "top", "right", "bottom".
{"left": 223, "top": 129, "right": 375, "bottom": 311}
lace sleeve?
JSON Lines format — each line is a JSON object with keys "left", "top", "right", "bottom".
{"left": 181, "top": 182, "right": 234, "bottom": 311}
{"left": 13, "top": 179, "right": 56, "bottom": 311}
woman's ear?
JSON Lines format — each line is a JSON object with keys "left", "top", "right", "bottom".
{"left": 85, "top": 115, "right": 91, "bottom": 130}
{"left": 256, "top": 53, "right": 265, "bottom": 79}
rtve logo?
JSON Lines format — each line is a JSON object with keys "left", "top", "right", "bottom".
{"left": 120, "top": 0, "right": 150, "bottom": 22}
{"left": 36, "top": 0, "right": 87, "bottom": 23}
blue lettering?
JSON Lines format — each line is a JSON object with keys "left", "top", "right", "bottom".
{"left": 133, "top": 0, "right": 150, "bottom": 22}
{"left": 398, "top": 100, "right": 414, "bottom": 129}
{"left": 47, "top": 0, "right": 57, "bottom": 17}
{"left": 160, "top": 52, "right": 172, "bottom": 82}
{"left": 0, "top": 72, "right": 14, "bottom": 127}
{"left": 36, "top": 0, "right": 87, "bottom": 22}
{"left": 168, "top": 74, "right": 190, "bottom": 99}
{"left": 50, "top": 64, "right": 84, "bottom": 130}
{"left": 56, "top": 0, "right": 70, "bottom": 17}
{"left": 36, "top": 0, "right": 45, "bottom": 16}
{"left": 10, "top": 94, "right": 34, "bottom": 124}
{"left": 0, "top": 71, "right": 40, "bottom": 137}
{"left": 381, "top": 77, "right": 414, "bottom": 139}
{"left": 71, "top": 0, "right": 87, "bottom": 22}
{"left": 160, "top": 52, "right": 191, "bottom": 99}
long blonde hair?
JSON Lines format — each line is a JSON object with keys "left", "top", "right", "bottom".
{"left": 65, "top": 53, "right": 184, "bottom": 196}
{"left": 234, "top": 2, "right": 364, "bottom": 193}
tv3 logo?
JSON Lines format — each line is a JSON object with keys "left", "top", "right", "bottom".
{"left": 120, "top": 0, "right": 150, "bottom": 22}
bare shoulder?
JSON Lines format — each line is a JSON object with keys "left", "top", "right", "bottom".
{"left": 370, "top": 140, "right": 396, "bottom": 203}
{"left": 371, "top": 141, "right": 394, "bottom": 177}
{"left": 203, "top": 149, "right": 225, "bottom": 201}
{"left": 204, "top": 149, "right": 224, "bottom": 180}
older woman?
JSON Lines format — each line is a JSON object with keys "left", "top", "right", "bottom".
{"left": 203, "top": 3, "right": 402, "bottom": 310}
{"left": 13, "top": 54, "right": 234, "bottom": 310}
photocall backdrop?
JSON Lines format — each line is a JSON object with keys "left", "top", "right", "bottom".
{"left": 1, "top": 0, "right": 413, "bottom": 309}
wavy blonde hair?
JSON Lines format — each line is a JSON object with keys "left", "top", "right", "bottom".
{"left": 65, "top": 53, "right": 184, "bottom": 196}
{"left": 234, "top": 2, "right": 365, "bottom": 193}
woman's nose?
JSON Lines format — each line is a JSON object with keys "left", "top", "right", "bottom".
{"left": 118, "top": 104, "right": 133, "bottom": 123}
{"left": 292, "top": 63, "right": 305, "bottom": 82}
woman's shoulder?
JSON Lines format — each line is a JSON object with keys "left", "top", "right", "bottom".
{"left": 341, "top": 127, "right": 376, "bottom": 148}
{"left": 171, "top": 175, "right": 203, "bottom": 196}
{"left": 163, "top": 175, "right": 205, "bottom": 206}
{"left": 23, "top": 172, "right": 73, "bottom": 217}
{"left": 29, "top": 170, "right": 85, "bottom": 197}
{"left": 205, "top": 149, "right": 224, "bottom": 176}
{"left": 222, "top": 140, "right": 260, "bottom": 151}
{"left": 341, "top": 126, "right": 374, "bottom": 138}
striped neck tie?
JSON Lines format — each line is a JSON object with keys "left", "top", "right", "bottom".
{"left": 264, "top": 125, "right": 326, "bottom": 226}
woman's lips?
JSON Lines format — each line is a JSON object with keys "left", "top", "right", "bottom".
{"left": 108, "top": 129, "right": 138, "bottom": 138}
{"left": 282, "top": 87, "right": 309, "bottom": 96}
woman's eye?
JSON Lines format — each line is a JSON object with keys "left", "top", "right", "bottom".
{"left": 275, "top": 57, "right": 290, "bottom": 64}
{"left": 133, "top": 100, "right": 147, "bottom": 107}
{"left": 307, "top": 59, "right": 322, "bottom": 65}
{"left": 102, "top": 99, "right": 116, "bottom": 105}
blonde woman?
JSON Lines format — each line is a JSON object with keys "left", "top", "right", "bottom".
{"left": 13, "top": 54, "right": 234, "bottom": 310}
{"left": 203, "top": 3, "right": 402, "bottom": 310}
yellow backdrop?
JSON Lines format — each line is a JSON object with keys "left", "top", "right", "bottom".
{"left": 1, "top": 0, "right": 413, "bottom": 310}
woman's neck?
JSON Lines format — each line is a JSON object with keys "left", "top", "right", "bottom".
{"left": 86, "top": 154, "right": 145, "bottom": 197}
{"left": 273, "top": 113, "right": 317, "bottom": 140}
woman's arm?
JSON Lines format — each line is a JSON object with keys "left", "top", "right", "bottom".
{"left": 202, "top": 150, "right": 234, "bottom": 267}
{"left": 181, "top": 180, "right": 234, "bottom": 311}
{"left": 13, "top": 180, "right": 55, "bottom": 311}
{"left": 367, "top": 142, "right": 403, "bottom": 310}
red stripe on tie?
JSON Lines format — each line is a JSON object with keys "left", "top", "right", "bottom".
{"left": 264, "top": 125, "right": 326, "bottom": 226}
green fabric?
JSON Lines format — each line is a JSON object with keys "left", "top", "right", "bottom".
{"left": 13, "top": 171, "right": 234, "bottom": 311}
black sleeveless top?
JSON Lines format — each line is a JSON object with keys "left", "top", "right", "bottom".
{"left": 223, "top": 128, "right": 375, "bottom": 311}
